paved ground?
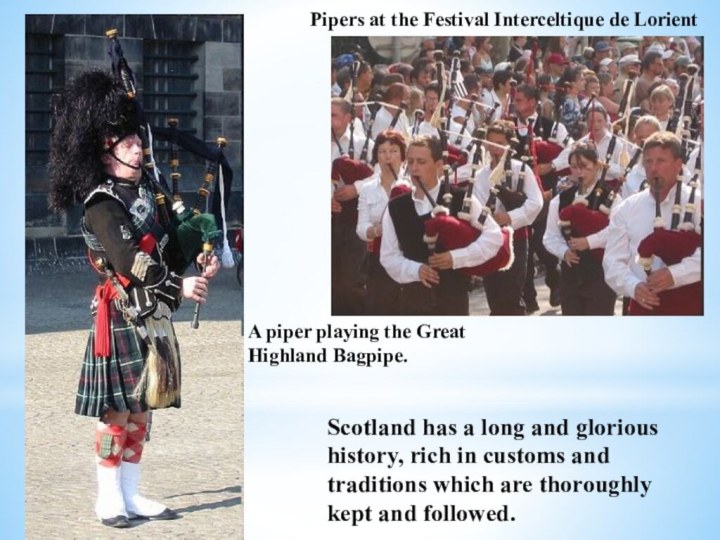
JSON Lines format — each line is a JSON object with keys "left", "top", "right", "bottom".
{"left": 468, "top": 269, "right": 623, "bottom": 316}
{"left": 26, "top": 264, "right": 244, "bottom": 539}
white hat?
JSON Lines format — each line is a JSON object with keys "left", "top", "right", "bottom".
{"left": 599, "top": 58, "right": 615, "bottom": 67}
{"left": 494, "top": 61, "right": 511, "bottom": 72}
{"left": 662, "top": 49, "right": 675, "bottom": 60}
{"left": 619, "top": 54, "right": 641, "bottom": 66}
{"left": 617, "top": 41, "right": 638, "bottom": 53}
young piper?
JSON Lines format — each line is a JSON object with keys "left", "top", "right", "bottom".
{"left": 543, "top": 142, "right": 620, "bottom": 315}
{"left": 380, "top": 135, "right": 503, "bottom": 315}
{"left": 473, "top": 120, "right": 543, "bottom": 315}
{"left": 48, "top": 71, "right": 220, "bottom": 527}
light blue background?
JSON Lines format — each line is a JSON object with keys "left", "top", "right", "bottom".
{"left": 6, "top": 0, "right": 718, "bottom": 538}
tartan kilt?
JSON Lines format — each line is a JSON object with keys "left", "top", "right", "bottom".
{"left": 75, "top": 300, "right": 181, "bottom": 417}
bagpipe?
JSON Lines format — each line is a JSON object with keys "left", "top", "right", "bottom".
{"left": 105, "top": 29, "right": 234, "bottom": 276}
{"left": 631, "top": 177, "right": 702, "bottom": 315}
{"left": 419, "top": 181, "right": 514, "bottom": 278}
{"left": 415, "top": 134, "right": 515, "bottom": 278}
{"left": 331, "top": 155, "right": 373, "bottom": 227}
{"left": 495, "top": 156, "right": 527, "bottom": 211}
{"left": 558, "top": 183, "right": 616, "bottom": 263}
{"left": 613, "top": 74, "right": 637, "bottom": 138}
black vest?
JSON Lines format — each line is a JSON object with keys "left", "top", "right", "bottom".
{"left": 515, "top": 116, "right": 555, "bottom": 159}
{"left": 388, "top": 185, "right": 465, "bottom": 261}
{"left": 558, "top": 180, "right": 614, "bottom": 283}
{"left": 387, "top": 184, "right": 470, "bottom": 313}
{"left": 559, "top": 180, "right": 614, "bottom": 212}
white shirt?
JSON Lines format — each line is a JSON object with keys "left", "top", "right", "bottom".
{"left": 331, "top": 125, "right": 372, "bottom": 163}
{"left": 380, "top": 181, "right": 503, "bottom": 284}
{"left": 451, "top": 103, "right": 476, "bottom": 135}
{"left": 489, "top": 90, "right": 505, "bottom": 122}
{"left": 543, "top": 181, "right": 621, "bottom": 261}
{"left": 553, "top": 131, "right": 626, "bottom": 179}
{"left": 356, "top": 175, "right": 411, "bottom": 241}
{"left": 371, "top": 106, "right": 410, "bottom": 139}
{"left": 331, "top": 127, "right": 375, "bottom": 194}
{"left": 621, "top": 161, "right": 647, "bottom": 200}
{"left": 473, "top": 158, "right": 543, "bottom": 229}
{"left": 603, "top": 184, "right": 701, "bottom": 298}
{"left": 517, "top": 116, "right": 572, "bottom": 164}
{"left": 685, "top": 143, "right": 703, "bottom": 192}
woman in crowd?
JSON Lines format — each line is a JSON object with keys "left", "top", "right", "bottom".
{"left": 543, "top": 142, "right": 620, "bottom": 315}
{"left": 356, "top": 130, "right": 410, "bottom": 314}
{"left": 472, "top": 37, "right": 494, "bottom": 72}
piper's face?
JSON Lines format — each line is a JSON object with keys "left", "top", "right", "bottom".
{"left": 633, "top": 123, "right": 659, "bottom": 147}
{"left": 513, "top": 92, "right": 536, "bottom": 118}
{"left": 417, "top": 69, "right": 431, "bottom": 89}
{"left": 103, "top": 133, "right": 142, "bottom": 182}
{"left": 376, "top": 141, "right": 403, "bottom": 172}
{"left": 570, "top": 154, "right": 602, "bottom": 188}
{"left": 424, "top": 90, "right": 439, "bottom": 115}
{"left": 588, "top": 111, "right": 607, "bottom": 136}
{"left": 643, "top": 145, "right": 682, "bottom": 192}
{"left": 650, "top": 96, "right": 673, "bottom": 117}
{"left": 331, "top": 104, "right": 351, "bottom": 136}
{"left": 407, "top": 145, "right": 442, "bottom": 188}
{"left": 486, "top": 131, "right": 509, "bottom": 166}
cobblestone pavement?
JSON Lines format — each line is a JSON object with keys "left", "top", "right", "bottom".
{"left": 26, "top": 266, "right": 244, "bottom": 539}
{"left": 468, "top": 271, "right": 623, "bottom": 316}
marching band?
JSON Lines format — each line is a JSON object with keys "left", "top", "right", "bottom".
{"left": 331, "top": 36, "right": 703, "bottom": 316}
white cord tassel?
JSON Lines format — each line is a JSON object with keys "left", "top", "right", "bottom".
{"left": 488, "top": 148, "right": 509, "bottom": 186}
{"left": 145, "top": 123, "right": 163, "bottom": 185}
{"left": 218, "top": 165, "right": 235, "bottom": 268}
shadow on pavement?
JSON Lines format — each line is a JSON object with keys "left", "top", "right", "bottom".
{"left": 26, "top": 265, "right": 243, "bottom": 335}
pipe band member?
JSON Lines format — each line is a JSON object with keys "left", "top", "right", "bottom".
{"left": 380, "top": 135, "right": 503, "bottom": 315}
{"left": 543, "top": 141, "right": 620, "bottom": 315}
{"left": 604, "top": 131, "right": 701, "bottom": 315}
{"left": 48, "top": 70, "right": 219, "bottom": 528}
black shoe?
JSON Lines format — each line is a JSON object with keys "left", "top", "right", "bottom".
{"left": 525, "top": 300, "right": 540, "bottom": 314}
{"left": 549, "top": 286, "right": 561, "bottom": 307}
{"left": 130, "top": 507, "right": 181, "bottom": 521}
{"left": 100, "top": 515, "right": 131, "bottom": 528}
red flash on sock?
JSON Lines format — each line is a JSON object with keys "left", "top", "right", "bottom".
{"left": 95, "top": 423, "right": 127, "bottom": 467}
{"left": 123, "top": 421, "right": 148, "bottom": 464}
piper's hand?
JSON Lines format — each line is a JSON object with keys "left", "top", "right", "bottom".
{"left": 331, "top": 197, "right": 342, "bottom": 214}
{"left": 197, "top": 253, "right": 221, "bottom": 278}
{"left": 646, "top": 268, "right": 674, "bottom": 293}
{"left": 543, "top": 189, "right": 553, "bottom": 202}
{"left": 334, "top": 184, "right": 358, "bottom": 202}
{"left": 634, "top": 282, "right": 661, "bottom": 310}
{"left": 564, "top": 249, "right": 580, "bottom": 266}
{"left": 418, "top": 264, "right": 440, "bottom": 288}
{"left": 567, "top": 237, "right": 589, "bottom": 251}
{"left": 493, "top": 211, "right": 511, "bottom": 227}
{"left": 428, "top": 251, "right": 453, "bottom": 270}
{"left": 183, "top": 276, "right": 209, "bottom": 303}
